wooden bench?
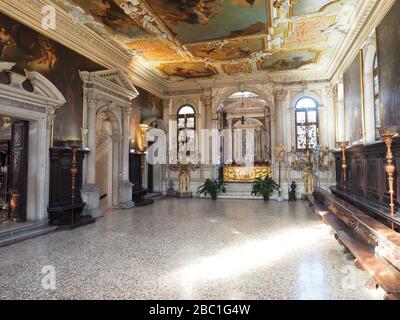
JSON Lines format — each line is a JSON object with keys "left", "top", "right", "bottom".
{"left": 311, "top": 189, "right": 400, "bottom": 300}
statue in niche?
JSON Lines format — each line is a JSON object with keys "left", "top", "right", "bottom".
{"left": 289, "top": 181, "right": 297, "bottom": 201}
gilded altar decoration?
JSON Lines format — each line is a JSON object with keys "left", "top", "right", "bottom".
{"left": 223, "top": 165, "right": 272, "bottom": 182}
{"left": 169, "top": 163, "right": 200, "bottom": 197}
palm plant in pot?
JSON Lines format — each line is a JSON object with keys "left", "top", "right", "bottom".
{"left": 197, "top": 179, "right": 227, "bottom": 200}
{"left": 251, "top": 177, "right": 278, "bottom": 201}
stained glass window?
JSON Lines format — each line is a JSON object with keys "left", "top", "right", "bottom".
{"left": 177, "top": 105, "right": 196, "bottom": 156}
{"left": 295, "top": 97, "right": 319, "bottom": 151}
{"left": 373, "top": 54, "right": 381, "bottom": 139}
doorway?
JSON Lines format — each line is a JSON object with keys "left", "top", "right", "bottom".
{"left": 0, "top": 116, "right": 29, "bottom": 224}
{"left": 95, "top": 110, "right": 122, "bottom": 212}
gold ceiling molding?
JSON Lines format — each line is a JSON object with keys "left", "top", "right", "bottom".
{"left": 126, "top": 39, "right": 182, "bottom": 62}
{"left": 221, "top": 62, "right": 253, "bottom": 75}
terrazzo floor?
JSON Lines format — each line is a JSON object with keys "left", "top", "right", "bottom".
{"left": 0, "top": 198, "right": 385, "bottom": 300}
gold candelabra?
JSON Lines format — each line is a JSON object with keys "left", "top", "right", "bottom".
{"left": 379, "top": 127, "right": 398, "bottom": 230}
{"left": 337, "top": 141, "right": 349, "bottom": 190}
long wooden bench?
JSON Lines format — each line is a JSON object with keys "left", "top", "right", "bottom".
{"left": 311, "top": 188, "right": 400, "bottom": 300}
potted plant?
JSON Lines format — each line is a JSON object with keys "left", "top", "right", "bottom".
{"left": 251, "top": 177, "right": 278, "bottom": 201}
{"left": 197, "top": 179, "right": 226, "bottom": 200}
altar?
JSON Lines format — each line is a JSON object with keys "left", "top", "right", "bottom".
{"left": 223, "top": 165, "right": 272, "bottom": 183}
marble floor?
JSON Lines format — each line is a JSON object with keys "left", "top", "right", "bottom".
{"left": 0, "top": 198, "right": 385, "bottom": 300}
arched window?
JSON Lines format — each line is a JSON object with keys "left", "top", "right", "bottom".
{"left": 295, "top": 97, "right": 319, "bottom": 151}
{"left": 373, "top": 54, "right": 381, "bottom": 139}
{"left": 177, "top": 105, "right": 196, "bottom": 156}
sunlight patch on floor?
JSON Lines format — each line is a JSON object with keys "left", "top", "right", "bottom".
{"left": 171, "top": 224, "right": 331, "bottom": 283}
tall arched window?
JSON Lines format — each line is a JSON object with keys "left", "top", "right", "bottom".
{"left": 373, "top": 54, "right": 381, "bottom": 139}
{"left": 295, "top": 97, "right": 319, "bottom": 151}
{"left": 177, "top": 105, "right": 196, "bottom": 156}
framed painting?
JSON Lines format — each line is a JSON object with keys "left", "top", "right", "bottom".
{"left": 376, "top": 0, "right": 400, "bottom": 129}
{"left": 343, "top": 51, "right": 364, "bottom": 144}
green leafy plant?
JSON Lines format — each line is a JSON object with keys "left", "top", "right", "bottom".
{"left": 197, "top": 179, "right": 227, "bottom": 200}
{"left": 251, "top": 177, "right": 278, "bottom": 201}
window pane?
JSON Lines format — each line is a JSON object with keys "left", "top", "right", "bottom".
{"left": 307, "top": 111, "right": 317, "bottom": 123}
{"left": 187, "top": 129, "right": 195, "bottom": 139}
{"left": 178, "top": 130, "right": 186, "bottom": 142}
{"left": 375, "top": 99, "right": 381, "bottom": 128}
{"left": 374, "top": 76, "right": 379, "bottom": 96}
{"left": 186, "top": 116, "right": 195, "bottom": 128}
{"left": 178, "top": 105, "right": 195, "bottom": 115}
{"left": 178, "top": 118, "right": 185, "bottom": 129}
{"left": 296, "top": 112, "right": 306, "bottom": 124}
{"left": 297, "top": 126, "right": 306, "bottom": 149}
{"left": 308, "top": 125, "right": 318, "bottom": 149}
{"left": 296, "top": 97, "right": 317, "bottom": 109}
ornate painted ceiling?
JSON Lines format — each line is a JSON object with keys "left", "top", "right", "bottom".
{"left": 52, "top": 0, "right": 359, "bottom": 82}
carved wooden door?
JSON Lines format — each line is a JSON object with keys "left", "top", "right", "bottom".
{"left": 10, "top": 121, "right": 29, "bottom": 222}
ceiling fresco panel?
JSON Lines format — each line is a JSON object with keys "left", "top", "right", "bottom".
{"left": 69, "top": 0, "right": 148, "bottom": 37}
{"left": 187, "top": 37, "right": 266, "bottom": 61}
{"left": 292, "top": 0, "right": 339, "bottom": 16}
{"left": 47, "top": 0, "right": 360, "bottom": 81}
{"left": 258, "top": 49, "right": 322, "bottom": 71}
{"left": 145, "top": 0, "right": 269, "bottom": 43}
{"left": 285, "top": 16, "right": 335, "bottom": 47}
{"left": 158, "top": 62, "right": 218, "bottom": 78}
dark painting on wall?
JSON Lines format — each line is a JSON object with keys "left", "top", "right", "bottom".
{"left": 376, "top": 0, "right": 400, "bottom": 129}
{"left": 344, "top": 52, "right": 363, "bottom": 144}
{"left": 0, "top": 12, "right": 102, "bottom": 144}
{"left": 136, "top": 88, "right": 163, "bottom": 122}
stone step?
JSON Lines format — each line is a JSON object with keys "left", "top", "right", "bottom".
{"left": 145, "top": 192, "right": 164, "bottom": 200}
{"left": 0, "top": 222, "right": 57, "bottom": 247}
{"left": 219, "top": 183, "right": 264, "bottom": 200}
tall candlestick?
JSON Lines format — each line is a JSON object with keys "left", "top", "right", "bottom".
{"left": 70, "top": 143, "right": 79, "bottom": 225}
{"left": 338, "top": 141, "right": 348, "bottom": 190}
{"left": 380, "top": 127, "right": 398, "bottom": 230}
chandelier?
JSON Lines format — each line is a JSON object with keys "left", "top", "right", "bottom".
{"left": 240, "top": 95, "right": 245, "bottom": 125}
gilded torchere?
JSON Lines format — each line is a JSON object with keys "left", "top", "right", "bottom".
{"left": 380, "top": 127, "right": 398, "bottom": 230}
{"left": 70, "top": 143, "right": 79, "bottom": 224}
{"left": 338, "top": 141, "right": 348, "bottom": 190}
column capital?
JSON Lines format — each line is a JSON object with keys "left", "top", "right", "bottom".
{"left": 273, "top": 89, "right": 288, "bottom": 101}
{"left": 122, "top": 105, "right": 132, "bottom": 116}
{"left": 87, "top": 94, "right": 99, "bottom": 107}
{"left": 325, "top": 84, "right": 334, "bottom": 98}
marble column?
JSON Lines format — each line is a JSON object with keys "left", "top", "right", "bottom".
{"left": 255, "top": 127, "right": 262, "bottom": 161}
{"left": 337, "top": 80, "right": 346, "bottom": 142}
{"left": 324, "top": 85, "right": 336, "bottom": 148}
{"left": 119, "top": 105, "right": 134, "bottom": 208}
{"left": 81, "top": 95, "right": 102, "bottom": 218}
{"left": 224, "top": 117, "right": 233, "bottom": 164}
{"left": 273, "top": 89, "right": 287, "bottom": 147}
{"left": 363, "top": 59, "right": 376, "bottom": 143}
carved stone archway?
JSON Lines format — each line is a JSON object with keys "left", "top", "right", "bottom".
{"left": 0, "top": 62, "right": 66, "bottom": 222}
{"left": 80, "top": 69, "right": 139, "bottom": 217}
